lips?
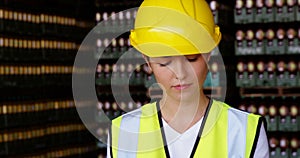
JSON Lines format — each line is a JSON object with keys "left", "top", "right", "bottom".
{"left": 172, "top": 83, "right": 192, "bottom": 90}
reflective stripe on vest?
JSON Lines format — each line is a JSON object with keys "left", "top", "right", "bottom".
{"left": 114, "top": 109, "right": 142, "bottom": 158}
{"left": 228, "top": 108, "right": 248, "bottom": 157}
{"left": 111, "top": 100, "right": 261, "bottom": 158}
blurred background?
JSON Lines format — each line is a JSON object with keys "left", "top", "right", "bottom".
{"left": 0, "top": 0, "right": 300, "bottom": 157}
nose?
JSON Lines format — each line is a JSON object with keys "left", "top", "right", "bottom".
{"left": 171, "top": 58, "right": 188, "bottom": 80}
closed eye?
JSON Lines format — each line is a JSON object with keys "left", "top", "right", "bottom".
{"left": 186, "top": 55, "right": 199, "bottom": 62}
{"left": 159, "top": 61, "right": 171, "bottom": 67}
{"left": 187, "top": 57, "right": 198, "bottom": 62}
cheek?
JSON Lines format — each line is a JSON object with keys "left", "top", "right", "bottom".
{"left": 151, "top": 65, "right": 173, "bottom": 82}
{"left": 153, "top": 67, "right": 173, "bottom": 81}
{"left": 191, "top": 63, "right": 208, "bottom": 81}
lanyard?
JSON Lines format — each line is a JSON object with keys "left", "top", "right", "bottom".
{"left": 156, "top": 98, "right": 212, "bottom": 158}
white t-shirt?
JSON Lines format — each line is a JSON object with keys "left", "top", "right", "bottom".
{"left": 106, "top": 117, "right": 269, "bottom": 158}
{"left": 162, "top": 118, "right": 269, "bottom": 158}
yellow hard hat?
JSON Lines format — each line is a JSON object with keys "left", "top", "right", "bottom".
{"left": 130, "top": 0, "right": 222, "bottom": 57}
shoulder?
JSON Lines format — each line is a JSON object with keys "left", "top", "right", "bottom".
{"left": 212, "top": 99, "right": 261, "bottom": 120}
{"left": 112, "top": 102, "right": 157, "bottom": 124}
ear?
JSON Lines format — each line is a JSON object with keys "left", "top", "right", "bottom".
{"left": 142, "top": 55, "right": 153, "bottom": 74}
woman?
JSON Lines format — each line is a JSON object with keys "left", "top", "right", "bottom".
{"left": 108, "top": 0, "right": 269, "bottom": 157}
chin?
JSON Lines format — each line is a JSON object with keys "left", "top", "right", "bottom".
{"left": 171, "top": 91, "right": 200, "bottom": 103}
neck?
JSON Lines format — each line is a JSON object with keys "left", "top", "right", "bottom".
{"left": 159, "top": 92, "right": 209, "bottom": 133}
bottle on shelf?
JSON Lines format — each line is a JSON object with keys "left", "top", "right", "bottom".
{"left": 132, "top": 64, "right": 143, "bottom": 86}
{"left": 104, "top": 64, "right": 111, "bottom": 85}
{"left": 234, "top": 0, "right": 244, "bottom": 23}
{"left": 112, "top": 102, "right": 121, "bottom": 119}
{"left": 255, "top": 0, "right": 264, "bottom": 22}
{"left": 247, "top": 61, "right": 256, "bottom": 87}
{"left": 279, "top": 137, "right": 290, "bottom": 158}
{"left": 119, "top": 63, "right": 126, "bottom": 85}
{"left": 125, "top": 10, "right": 133, "bottom": 28}
{"left": 286, "top": 28, "right": 299, "bottom": 54}
{"left": 238, "top": 102, "right": 247, "bottom": 111}
{"left": 247, "top": 103, "right": 257, "bottom": 113}
{"left": 209, "top": 1, "right": 218, "bottom": 24}
{"left": 290, "top": 103, "right": 299, "bottom": 131}
{"left": 119, "top": 101, "right": 127, "bottom": 114}
{"left": 277, "top": 28, "right": 287, "bottom": 54}
{"left": 265, "top": 28, "right": 277, "bottom": 55}
{"left": 290, "top": 137, "right": 300, "bottom": 157}
{"left": 269, "top": 137, "right": 280, "bottom": 157}
{"left": 102, "top": 12, "right": 109, "bottom": 29}
{"left": 118, "top": 38, "right": 126, "bottom": 53}
{"left": 103, "top": 38, "right": 111, "bottom": 58}
{"left": 275, "top": 0, "right": 289, "bottom": 22}
{"left": 287, "top": 60, "right": 298, "bottom": 86}
{"left": 256, "top": 60, "right": 266, "bottom": 86}
{"left": 276, "top": 60, "right": 287, "bottom": 86}
{"left": 111, "top": 64, "right": 120, "bottom": 86}
{"left": 258, "top": 102, "right": 268, "bottom": 117}
{"left": 111, "top": 38, "right": 119, "bottom": 58}
{"left": 266, "top": 60, "right": 276, "bottom": 86}
{"left": 110, "top": 12, "right": 117, "bottom": 33}
{"left": 118, "top": 11, "right": 125, "bottom": 29}
{"left": 127, "top": 101, "right": 134, "bottom": 112}
{"left": 143, "top": 64, "right": 156, "bottom": 88}
{"left": 236, "top": 60, "right": 253, "bottom": 87}
{"left": 266, "top": 0, "right": 276, "bottom": 21}
{"left": 235, "top": 29, "right": 246, "bottom": 55}
{"left": 287, "top": 0, "right": 296, "bottom": 21}
{"left": 255, "top": 29, "right": 265, "bottom": 54}
{"left": 127, "top": 63, "right": 134, "bottom": 83}
{"left": 246, "top": 29, "right": 254, "bottom": 47}
{"left": 210, "top": 61, "right": 220, "bottom": 87}
{"left": 245, "top": 0, "right": 255, "bottom": 23}
{"left": 104, "top": 101, "right": 112, "bottom": 118}
{"left": 96, "top": 12, "right": 101, "bottom": 24}
{"left": 268, "top": 103, "right": 279, "bottom": 131}
{"left": 278, "top": 103, "right": 290, "bottom": 131}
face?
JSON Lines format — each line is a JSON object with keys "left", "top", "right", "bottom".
{"left": 147, "top": 54, "right": 210, "bottom": 102}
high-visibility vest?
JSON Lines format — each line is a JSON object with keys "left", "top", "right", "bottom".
{"left": 110, "top": 100, "right": 263, "bottom": 158}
